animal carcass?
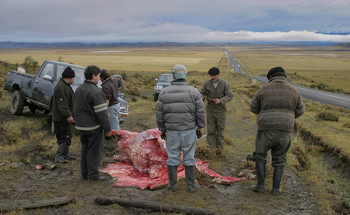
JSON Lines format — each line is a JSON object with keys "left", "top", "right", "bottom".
{"left": 111, "top": 129, "right": 168, "bottom": 178}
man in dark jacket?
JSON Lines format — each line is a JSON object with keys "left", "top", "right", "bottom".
{"left": 156, "top": 64, "right": 205, "bottom": 192}
{"left": 250, "top": 66, "right": 305, "bottom": 195}
{"left": 74, "top": 65, "right": 112, "bottom": 181}
{"left": 100, "top": 69, "right": 122, "bottom": 130}
{"left": 200, "top": 67, "right": 233, "bottom": 157}
{"left": 52, "top": 66, "right": 76, "bottom": 163}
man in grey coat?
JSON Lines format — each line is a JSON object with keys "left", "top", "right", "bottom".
{"left": 250, "top": 66, "right": 304, "bottom": 195}
{"left": 156, "top": 64, "right": 205, "bottom": 192}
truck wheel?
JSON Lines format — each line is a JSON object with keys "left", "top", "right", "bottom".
{"left": 154, "top": 94, "right": 159, "bottom": 101}
{"left": 10, "top": 90, "right": 25, "bottom": 115}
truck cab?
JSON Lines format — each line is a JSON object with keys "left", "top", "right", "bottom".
{"left": 153, "top": 73, "right": 174, "bottom": 101}
{"left": 5, "top": 60, "right": 128, "bottom": 123}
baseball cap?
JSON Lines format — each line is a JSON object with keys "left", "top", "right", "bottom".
{"left": 172, "top": 64, "right": 187, "bottom": 79}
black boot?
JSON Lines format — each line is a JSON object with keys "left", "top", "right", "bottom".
{"left": 272, "top": 166, "right": 284, "bottom": 195}
{"left": 167, "top": 165, "right": 178, "bottom": 192}
{"left": 251, "top": 162, "right": 265, "bottom": 192}
{"left": 185, "top": 165, "right": 201, "bottom": 193}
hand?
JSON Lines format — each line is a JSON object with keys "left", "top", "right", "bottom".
{"left": 67, "top": 116, "right": 75, "bottom": 124}
{"left": 105, "top": 131, "right": 112, "bottom": 137}
{"left": 213, "top": 99, "right": 221, "bottom": 104}
{"left": 196, "top": 128, "right": 203, "bottom": 139}
{"left": 161, "top": 131, "right": 166, "bottom": 140}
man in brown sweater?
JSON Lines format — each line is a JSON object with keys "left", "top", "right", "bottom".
{"left": 250, "top": 66, "right": 305, "bottom": 195}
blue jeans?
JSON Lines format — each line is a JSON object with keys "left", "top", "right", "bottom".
{"left": 166, "top": 129, "right": 197, "bottom": 166}
{"left": 107, "top": 103, "right": 121, "bottom": 130}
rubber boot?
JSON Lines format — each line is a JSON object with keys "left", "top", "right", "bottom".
{"left": 55, "top": 143, "right": 68, "bottom": 163}
{"left": 185, "top": 165, "right": 201, "bottom": 193}
{"left": 250, "top": 162, "right": 265, "bottom": 192}
{"left": 272, "top": 166, "right": 284, "bottom": 196}
{"left": 167, "top": 165, "right": 178, "bottom": 192}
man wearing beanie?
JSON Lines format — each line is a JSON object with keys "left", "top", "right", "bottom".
{"left": 52, "top": 66, "right": 76, "bottom": 163}
{"left": 200, "top": 67, "right": 233, "bottom": 157}
{"left": 156, "top": 64, "right": 205, "bottom": 192}
{"left": 250, "top": 66, "right": 304, "bottom": 195}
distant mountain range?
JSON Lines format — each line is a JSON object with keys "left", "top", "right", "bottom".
{"left": 0, "top": 41, "right": 348, "bottom": 49}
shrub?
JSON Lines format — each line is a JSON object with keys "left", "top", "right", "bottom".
{"left": 315, "top": 111, "right": 339, "bottom": 121}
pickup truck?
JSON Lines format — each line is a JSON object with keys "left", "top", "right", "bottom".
{"left": 4, "top": 60, "right": 129, "bottom": 122}
{"left": 153, "top": 73, "right": 174, "bottom": 101}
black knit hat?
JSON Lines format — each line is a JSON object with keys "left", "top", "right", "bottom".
{"left": 267, "top": 67, "right": 286, "bottom": 80}
{"left": 208, "top": 67, "right": 220, "bottom": 76}
{"left": 62, "top": 66, "right": 75, "bottom": 78}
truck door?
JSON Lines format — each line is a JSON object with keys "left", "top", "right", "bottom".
{"left": 32, "top": 62, "right": 56, "bottom": 108}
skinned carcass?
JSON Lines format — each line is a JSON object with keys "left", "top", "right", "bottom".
{"left": 111, "top": 129, "right": 168, "bottom": 178}
{"left": 103, "top": 129, "right": 245, "bottom": 190}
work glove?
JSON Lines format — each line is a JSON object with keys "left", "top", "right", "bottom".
{"left": 196, "top": 128, "right": 203, "bottom": 139}
{"left": 161, "top": 131, "right": 166, "bottom": 140}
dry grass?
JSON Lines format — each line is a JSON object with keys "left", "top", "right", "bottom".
{"left": 1, "top": 45, "right": 350, "bottom": 214}
{"left": 228, "top": 45, "right": 350, "bottom": 93}
{"left": 0, "top": 46, "right": 223, "bottom": 74}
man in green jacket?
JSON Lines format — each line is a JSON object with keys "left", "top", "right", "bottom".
{"left": 52, "top": 66, "right": 76, "bottom": 163}
{"left": 200, "top": 67, "right": 233, "bottom": 157}
{"left": 250, "top": 66, "right": 305, "bottom": 195}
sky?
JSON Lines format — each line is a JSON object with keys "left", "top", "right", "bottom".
{"left": 1, "top": 0, "right": 350, "bottom": 43}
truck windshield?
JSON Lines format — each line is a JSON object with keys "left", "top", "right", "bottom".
{"left": 57, "top": 65, "right": 85, "bottom": 84}
{"left": 159, "top": 75, "right": 174, "bottom": 82}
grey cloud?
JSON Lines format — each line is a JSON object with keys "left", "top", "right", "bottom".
{"left": 0, "top": 0, "right": 349, "bottom": 43}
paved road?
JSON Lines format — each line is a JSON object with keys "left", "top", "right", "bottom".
{"left": 252, "top": 76, "right": 350, "bottom": 109}
{"left": 224, "top": 49, "right": 350, "bottom": 109}
{"left": 225, "top": 49, "right": 246, "bottom": 75}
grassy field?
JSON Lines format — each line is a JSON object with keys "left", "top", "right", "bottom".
{"left": 229, "top": 44, "right": 350, "bottom": 93}
{"left": 1, "top": 44, "right": 350, "bottom": 214}
{"left": 0, "top": 46, "right": 223, "bottom": 74}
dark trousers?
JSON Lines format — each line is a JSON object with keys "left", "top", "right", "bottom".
{"left": 253, "top": 130, "right": 291, "bottom": 167}
{"left": 54, "top": 121, "right": 73, "bottom": 159}
{"left": 80, "top": 128, "right": 104, "bottom": 180}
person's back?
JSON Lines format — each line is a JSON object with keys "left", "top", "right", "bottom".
{"left": 250, "top": 75, "right": 304, "bottom": 131}
{"left": 249, "top": 66, "right": 304, "bottom": 195}
{"left": 155, "top": 64, "right": 205, "bottom": 193}
{"left": 156, "top": 79, "right": 205, "bottom": 131}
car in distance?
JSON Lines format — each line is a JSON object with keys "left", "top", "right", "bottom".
{"left": 153, "top": 73, "right": 174, "bottom": 101}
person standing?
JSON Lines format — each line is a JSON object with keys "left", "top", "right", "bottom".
{"left": 74, "top": 65, "right": 112, "bottom": 181}
{"left": 250, "top": 66, "right": 305, "bottom": 195}
{"left": 156, "top": 64, "right": 205, "bottom": 192}
{"left": 52, "top": 66, "right": 76, "bottom": 163}
{"left": 100, "top": 69, "right": 122, "bottom": 130}
{"left": 200, "top": 67, "right": 233, "bottom": 157}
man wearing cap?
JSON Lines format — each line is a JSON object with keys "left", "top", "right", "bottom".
{"left": 250, "top": 66, "right": 304, "bottom": 195}
{"left": 200, "top": 67, "right": 233, "bottom": 157}
{"left": 156, "top": 64, "right": 205, "bottom": 192}
{"left": 52, "top": 66, "right": 76, "bottom": 163}
{"left": 100, "top": 69, "right": 122, "bottom": 130}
